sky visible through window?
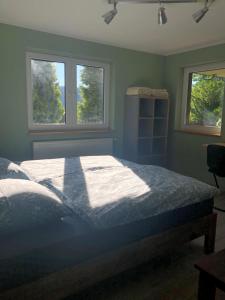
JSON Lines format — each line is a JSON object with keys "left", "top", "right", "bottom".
{"left": 54, "top": 63, "right": 83, "bottom": 87}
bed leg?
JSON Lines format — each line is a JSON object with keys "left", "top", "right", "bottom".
{"left": 204, "top": 213, "right": 217, "bottom": 254}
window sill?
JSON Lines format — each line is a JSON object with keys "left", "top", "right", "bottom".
{"left": 175, "top": 128, "right": 221, "bottom": 137}
{"left": 28, "top": 128, "right": 114, "bottom": 137}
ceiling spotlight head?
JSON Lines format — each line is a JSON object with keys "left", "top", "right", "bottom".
{"left": 102, "top": 8, "right": 118, "bottom": 24}
{"left": 102, "top": 1, "right": 118, "bottom": 25}
{"left": 158, "top": 6, "right": 167, "bottom": 25}
{"left": 192, "top": 5, "right": 209, "bottom": 23}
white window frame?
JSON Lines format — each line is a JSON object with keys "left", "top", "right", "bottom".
{"left": 26, "top": 52, "right": 110, "bottom": 131}
{"left": 181, "top": 62, "right": 225, "bottom": 136}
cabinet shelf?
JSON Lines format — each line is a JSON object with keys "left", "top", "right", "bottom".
{"left": 152, "top": 137, "right": 167, "bottom": 155}
{"left": 153, "top": 119, "right": 168, "bottom": 137}
{"left": 155, "top": 99, "right": 169, "bottom": 118}
{"left": 123, "top": 93, "right": 169, "bottom": 167}
{"left": 139, "top": 119, "right": 153, "bottom": 137}
{"left": 139, "top": 117, "right": 166, "bottom": 120}
{"left": 138, "top": 136, "right": 153, "bottom": 140}
{"left": 153, "top": 136, "right": 167, "bottom": 139}
{"left": 139, "top": 117, "right": 154, "bottom": 120}
{"left": 138, "top": 139, "right": 152, "bottom": 156}
{"left": 139, "top": 98, "right": 154, "bottom": 118}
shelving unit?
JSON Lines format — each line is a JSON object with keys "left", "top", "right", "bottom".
{"left": 123, "top": 94, "right": 169, "bottom": 167}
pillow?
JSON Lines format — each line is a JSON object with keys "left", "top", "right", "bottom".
{"left": 0, "top": 179, "right": 72, "bottom": 236}
{"left": 0, "top": 157, "right": 30, "bottom": 180}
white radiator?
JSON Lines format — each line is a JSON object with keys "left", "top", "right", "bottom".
{"left": 33, "top": 138, "right": 113, "bottom": 159}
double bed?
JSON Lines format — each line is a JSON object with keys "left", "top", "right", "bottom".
{"left": 0, "top": 155, "right": 218, "bottom": 299}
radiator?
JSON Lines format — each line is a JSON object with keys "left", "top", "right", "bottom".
{"left": 33, "top": 138, "right": 113, "bottom": 159}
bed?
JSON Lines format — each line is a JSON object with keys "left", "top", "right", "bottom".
{"left": 0, "top": 155, "right": 218, "bottom": 300}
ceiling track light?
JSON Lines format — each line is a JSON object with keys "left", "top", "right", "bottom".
{"left": 102, "top": 0, "right": 118, "bottom": 24}
{"left": 108, "top": 0, "right": 205, "bottom": 3}
{"left": 103, "top": 0, "right": 216, "bottom": 25}
{"left": 192, "top": 0, "right": 214, "bottom": 23}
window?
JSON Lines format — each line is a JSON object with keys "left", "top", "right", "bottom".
{"left": 76, "top": 65, "right": 104, "bottom": 125}
{"left": 181, "top": 63, "right": 225, "bottom": 135}
{"left": 26, "top": 53, "right": 110, "bottom": 131}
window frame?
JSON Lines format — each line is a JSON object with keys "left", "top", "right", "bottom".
{"left": 26, "top": 52, "right": 110, "bottom": 131}
{"left": 181, "top": 62, "right": 225, "bottom": 136}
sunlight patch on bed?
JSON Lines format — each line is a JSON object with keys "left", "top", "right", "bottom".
{"left": 79, "top": 157, "right": 151, "bottom": 209}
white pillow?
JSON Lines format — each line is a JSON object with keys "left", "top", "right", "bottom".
{"left": 0, "top": 179, "right": 72, "bottom": 236}
{"left": 0, "top": 157, "right": 30, "bottom": 180}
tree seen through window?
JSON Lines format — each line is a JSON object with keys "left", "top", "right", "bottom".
{"left": 187, "top": 71, "right": 225, "bottom": 128}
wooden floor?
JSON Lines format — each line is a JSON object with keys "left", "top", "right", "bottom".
{"left": 67, "top": 196, "right": 225, "bottom": 300}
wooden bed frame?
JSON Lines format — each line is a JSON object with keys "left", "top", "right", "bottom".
{"left": 0, "top": 212, "right": 217, "bottom": 300}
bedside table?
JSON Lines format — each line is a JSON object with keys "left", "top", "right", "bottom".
{"left": 195, "top": 249, "right": 225, "bottom": 300}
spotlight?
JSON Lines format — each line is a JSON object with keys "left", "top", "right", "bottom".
{"left": 192, "top": 6, "right": 209, "bottom": 23}
{"left": 192, "top": 0, "right": 214, "bottom": 23}
{"left": 158, "top": 6, "right": 167, "bottom": 25}
{"left": 103, "top": 0, "right": 216, "bottom": 26}
{"left": 102, "top": 1, "right": 118, "bottom": 24}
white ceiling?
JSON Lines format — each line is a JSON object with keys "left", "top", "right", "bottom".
{"left": 0, "top": 0, "right": 224, "bottom": 55}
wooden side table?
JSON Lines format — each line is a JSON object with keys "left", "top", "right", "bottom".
{"left": 195, "top": 249, "right": 225, "bottom": 300}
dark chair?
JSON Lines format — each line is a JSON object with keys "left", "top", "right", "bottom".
{"left": 207, "top": 144, "right": 225, "bottom": 188}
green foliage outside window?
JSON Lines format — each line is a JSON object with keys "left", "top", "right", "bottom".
{"left": 32, "top": 61, "right": 104, "bottom": 126}
{"left": 188, "top": 73, "right": 225, "bottom": 127}
{"left": 77, "top": 66, "right": 104, "bottom": 124}
{"left": 32, "top": 60, "right": 65, "bottom": 124}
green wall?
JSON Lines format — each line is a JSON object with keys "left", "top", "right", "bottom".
{"left": 0, "top": 23, "right": 164, "bottom": 161}
{"left": 164, "top": 44, "right": 225, "bottom": 185}
{"left": 2, "top": 22, "right": 224, "bottom": 185}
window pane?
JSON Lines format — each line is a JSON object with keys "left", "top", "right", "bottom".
{"left": 186, "top": 69, "right": 225, "bottom": 128}
{"left": 31, "top": 59, "right": 65, "bottom": 124}
{"left": 76, "top": 65, "right": 104, "bottom": 125}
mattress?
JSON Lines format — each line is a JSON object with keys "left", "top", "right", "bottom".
{"left": 0, "top": 198, "right": 213, "bottom": 293}
{"left": 20, "top": 155, "right": 217, "bottom": 230}
{"left": 0, "top": 156, "right": 217, "bottom": 294}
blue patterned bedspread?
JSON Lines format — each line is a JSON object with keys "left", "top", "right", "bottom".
{"left": 20, "top": 156, "right": 217, "bottom": 229}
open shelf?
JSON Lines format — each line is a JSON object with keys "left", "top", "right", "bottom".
{"left": 139, "top": 119, "right": 153, "bottom": 137}
{"left": 154, "top": 99, "right": 168, "bottom": 118}
{"left": 139, "top": 117, "right": 154, "bottom": 120}
{"left": 124, "top": 93, "right": 169, "bottom": 167}
{"left": 152, "top": 137, "right": 166, "bottom": 155}
{"left": 139, "top": 98, "right": 154, "bottom": 118}
{"left": 153, "top": 119, "right": 168, "bottom": 137}
{"left": 138, "top": 138, "right": 152, "bottom": 156}
{"left": 138, "top": 136, "right": 153, "bottom": 139}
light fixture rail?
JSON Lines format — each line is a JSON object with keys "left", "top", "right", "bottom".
{"left": 103, "top": 0, "right": 215, "bottom": 25}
